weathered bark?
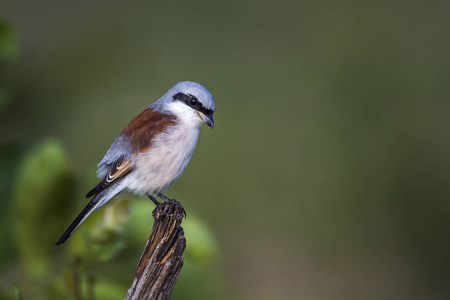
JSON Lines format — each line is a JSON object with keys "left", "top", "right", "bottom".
{"left": 125, "top": 201, "right": 186, "bottom": 300}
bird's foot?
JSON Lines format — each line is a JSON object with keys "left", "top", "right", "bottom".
{"left": 147, "top": 194, "right": 161, "bottom": 206}
{"left": 157, "top": 193, "right": 186, "bottom": 218}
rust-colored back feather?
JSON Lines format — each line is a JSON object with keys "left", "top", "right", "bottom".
{"left": 121, "top": 107, "right": 178, "bottom": 154}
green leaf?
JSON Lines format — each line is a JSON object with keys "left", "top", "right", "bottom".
{"left": 12, "top": 139, "right": 75, "bottom": 278}
{"left": 0, "top": 19, "right": 18, "bottom": 60}
{"left": 183, "top": 215, "right": 218, "bottom": 264}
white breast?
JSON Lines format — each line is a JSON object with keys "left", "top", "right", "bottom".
{"left": 125, "top": 122, "right": 200, "bottom": 195}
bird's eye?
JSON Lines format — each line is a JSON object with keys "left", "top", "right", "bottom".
{"left": 190, "top": 98, "right": 198, "bottom": 105}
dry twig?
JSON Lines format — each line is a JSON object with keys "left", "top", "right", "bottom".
{"left": 125, "top": 201, "right": 186, "bottom": 300}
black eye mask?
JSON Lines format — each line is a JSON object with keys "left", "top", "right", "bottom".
{"left": 173, "top": 92, "right": 214, "bottom": 116}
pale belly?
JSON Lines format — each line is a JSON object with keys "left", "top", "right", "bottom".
{"left": 125, "top": 126, "right": 200, "bottom": 195}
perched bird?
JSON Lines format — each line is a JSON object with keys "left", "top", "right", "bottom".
{"left": 56, "top": 81, "right": 215, "bottom": 245}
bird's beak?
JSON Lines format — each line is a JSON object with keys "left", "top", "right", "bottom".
{"left": 204, "top": 113, "right": 214, "bottom": 129}
{"left": 197, "top": 112, "right": 214, "bottom": 128}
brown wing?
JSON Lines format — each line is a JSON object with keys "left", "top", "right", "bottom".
{"left": 86, "top": 156, "right": 133, "bottom": 198}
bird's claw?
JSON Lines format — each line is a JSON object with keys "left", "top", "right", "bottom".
{"left": 168, "top": 199, "right": 186, "bottom": 219}
{"left": 157, "top": 193, "right": 186, "bottom": 218}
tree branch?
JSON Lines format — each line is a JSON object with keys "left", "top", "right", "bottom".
{"left": 125, "top": 201, "right": 186, "bottom": 300}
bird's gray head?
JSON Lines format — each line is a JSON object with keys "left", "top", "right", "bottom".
{"left": 159, "top": 81, "right": 215, "bottom": 128}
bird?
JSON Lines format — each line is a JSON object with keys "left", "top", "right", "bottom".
{"left": 55, "top": 81, "right": 215, "bottom": 246}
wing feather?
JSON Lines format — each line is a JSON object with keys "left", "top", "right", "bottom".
{"left": 86, "top": 156, "right": 133, "bottom": 198}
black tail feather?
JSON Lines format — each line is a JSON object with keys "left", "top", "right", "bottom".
{"left": 55, "top": 201, "right": 95, "bottom": 246}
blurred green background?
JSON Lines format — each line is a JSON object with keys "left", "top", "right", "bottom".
{"left": 1, "top": 1, "right": 449, "bottom": 299}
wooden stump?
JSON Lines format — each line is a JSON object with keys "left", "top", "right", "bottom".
{"left": 125, "top": 201, "right": 186, "bottom": 300}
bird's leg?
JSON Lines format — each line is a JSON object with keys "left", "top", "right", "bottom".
{"left": 147, "top": 194, "right": 161, "bottom": 206}
{"left": 157, "top": 193, "right": 186, "bottom": 218}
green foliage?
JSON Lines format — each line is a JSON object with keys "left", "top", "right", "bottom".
{"left": 183, "top": 215, "right": 218, "bottom": 264}
{"left": 12, "top": 139, "right": 75, "bottom": 278}
{"left": 11, "top": 283, "right": 21, "bottom": 300}
{"left": 169, "top": 215, "right": 225, "bottom": 300}
{"left": 0, "top": 18, "right": 17, "bottom": 61}
{"left": 91, "top": 280, "right": 129, "bottom": 300}
{"left": 0, "top": 144, "right": 24, "bottom": 265}
{"left": 0, "top": 18, "right": 17, "bottom": 111}
{"left": 77, "top": 197, "right": 131, "bottom": 263}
